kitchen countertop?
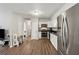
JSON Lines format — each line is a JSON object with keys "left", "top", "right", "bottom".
{"left": 49, "top": 30, "right": 58, "bottom": 36}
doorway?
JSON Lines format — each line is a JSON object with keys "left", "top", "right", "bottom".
{"left": 23, "top": 19, "right": 32, "bottom": 38}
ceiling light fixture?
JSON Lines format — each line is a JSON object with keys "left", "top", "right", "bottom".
{"left": 31, "top": 9, "right": 42, "bottom": 16}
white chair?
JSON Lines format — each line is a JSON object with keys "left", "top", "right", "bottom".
{"left": 0, "top": 40, "right": 4, "bottom": 47}
{"left": 13, "top": 34, "right": 19, "bottom": 47}
{"left": 18, "top": 35, "right": 23, "bottom": 44}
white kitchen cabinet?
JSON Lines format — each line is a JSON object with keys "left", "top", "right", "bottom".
{"left": 50, "top": 33, "right": 58, "bottom": 50}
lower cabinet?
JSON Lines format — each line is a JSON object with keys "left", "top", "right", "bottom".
{"left": 50, "top": 33, "right": 58, "bottom": 50}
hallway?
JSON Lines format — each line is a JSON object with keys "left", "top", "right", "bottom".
{"left": 0, "top": 38, "right": 57, "bottom": 55}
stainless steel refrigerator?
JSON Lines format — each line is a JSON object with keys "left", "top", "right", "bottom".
{"left": 57, "top": 14, "right": 69, "bottom": 55}
{"left": 57, "top": 3, "right": 79, "bottom": 55}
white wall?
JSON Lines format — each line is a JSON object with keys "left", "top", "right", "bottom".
{"left": 0, "top": 11, "right": 12, "bottom": 30}
{"left": 0, "top": 9, "right": 24, "bottom": 47}
{"left": 31, "top": 17, "right": 39, "bottom": 39}
{"left": 17, "top": 16, "right": 24, "bottom": 35}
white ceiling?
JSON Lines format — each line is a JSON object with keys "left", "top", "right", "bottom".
{"left": 0, "top": 3, "right": 65, "bottom": 18}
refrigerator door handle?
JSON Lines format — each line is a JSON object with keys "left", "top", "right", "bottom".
{"left": 63, "top": 16, "right": 69, "bottom": 53}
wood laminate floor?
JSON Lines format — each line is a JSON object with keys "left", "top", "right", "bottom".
{"left": 0, "top": 37, "right": 57, "bottom": 55}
